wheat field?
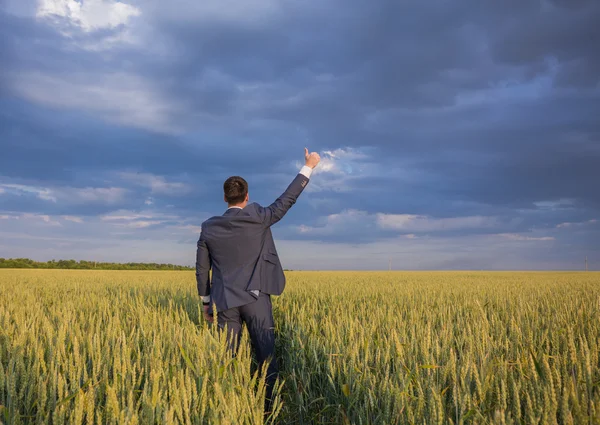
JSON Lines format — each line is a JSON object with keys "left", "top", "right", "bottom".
{"left": 0, "top": 269, "right": 599, "bottom": 424}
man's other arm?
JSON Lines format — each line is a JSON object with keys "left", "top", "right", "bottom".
{"left": 257, "top": 148, "right": 320, "bottom": 227}
{"left": 195, "top": 225, "right": 211, "bottom": 303}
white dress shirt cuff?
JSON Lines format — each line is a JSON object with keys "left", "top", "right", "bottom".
{"left": 299, "top": 165, "right": 313, "bottom": 179}
{"left": 201, "top": 295, "right": 211, "bottom": 303}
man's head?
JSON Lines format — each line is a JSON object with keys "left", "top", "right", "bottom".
{"left": 223, "top": 176, "right": 249, "bottom": 207}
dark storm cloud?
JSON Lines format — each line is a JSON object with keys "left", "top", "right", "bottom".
{"left": 0, "top": 99, "right": 194, "bottom": 181}
{"left": 1, "top": 0, "right": 599, "bottom": 267}
{"left": 126, "top": 0, "right": 600, "bottom": 219}
{"left": 489, "top": 0, "right": 600, "bottom": 88}
{"left": 142, "top": 1, "right": 600, "bottom": 210}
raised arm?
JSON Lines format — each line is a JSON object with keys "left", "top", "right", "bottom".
{"left": 256, "top": 148, "right": 320, "bottom": 227}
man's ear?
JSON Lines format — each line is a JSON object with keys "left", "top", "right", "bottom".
{"left": 245, "top": 193, "right": 249, "bottom": 202}
{"left": 224, "top": 194, "right": 228, "bottom": 203}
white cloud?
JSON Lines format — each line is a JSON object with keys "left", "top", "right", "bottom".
{"left": 61, "top": 215, "right": 84, "bottom": 223}
{"left": 176, "top": 224, "right": 202, "bottom": 234}
{"left": 36, "top": 0, "right": 141, "bottom": 32}
{"left": 0, "top": 182, "right": 126, "bottom": 205}
{"left": 534, "top": 199, "right": 575, "bottom": 210}
{"left": 101, "top": 213, "right": 153, "bottom": 221}
{"left": 71, "top": 187, "right": 126, "bottom": 204}
{"left": 294, "top": 147, "right": 423, "bottom": 196}
{"left": 12, "top": 72, "right": 180, "bottom": 133}
{"left": 496, "top": 233, "right": 555, "bottom": 242}
{"left": 295, "top": 147, "right": 376, "bottom": 193}
{"left": 297, "top": 148, "right": 368, "bottom": 177}
{"left": 120, "top": 220, "right": 164, "bottom": 229}
{"left": 296, "top": 209, "right": 370, "bottom": 235}
{"left": 53, "top": 186, "right": 127, "bottom": 204}
{"left": 314, "top": 148, "right": 369, "bottom": 176}
{"left": 0, "top": 183, "right": 57, "bottom": 202}
{"left": 98, "top": 210, "right": 208, "bottom": 233}
{"left": 376, "top": 213, "right": 499, "bottom": 232}
{"left": 296, "top": 210, "right": 502, "bottom": 237}
{"left": 556, "top": 219, "right": 597, "bottom": 228}
{"left": 118, "top": 172, "right": 191, "bottom": 195}
{"left": 100, "top": 209, "right": 179, "bottom": 229}
{"left": 16, "top": 213, "right": 62, "bottom": 226}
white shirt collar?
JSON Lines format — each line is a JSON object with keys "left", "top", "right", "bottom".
{"left": 227, "top": 206, "right": 243, "bottom": 210}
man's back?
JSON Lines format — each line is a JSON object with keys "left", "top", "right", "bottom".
{"left": 197, "top": 172, "right": 313, "bottom": 312}
{"left": 200, "top": 202, "right": 285, "bottom": 311}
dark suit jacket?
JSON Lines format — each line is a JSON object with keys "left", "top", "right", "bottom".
{"left": 196, "top": 172, "right": 309, "bottom": 312}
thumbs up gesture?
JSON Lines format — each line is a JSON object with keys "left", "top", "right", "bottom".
{"left": 304, "top": 147, "right": 321, "bottom": 169}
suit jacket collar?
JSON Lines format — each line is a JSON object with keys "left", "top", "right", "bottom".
{"left": 223, "top": 207, "right": 243, "bottom": 217}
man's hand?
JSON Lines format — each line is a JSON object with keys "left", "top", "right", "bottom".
{"left": 203, "top": 304, "right": 213, "bottom": 323}
{"left": 304, "top": 148, "right": 321, "bottom": 169}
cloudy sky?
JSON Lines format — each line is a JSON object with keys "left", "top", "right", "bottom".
{"left": 1, "top": 0, "right": 598, "bottom": 270}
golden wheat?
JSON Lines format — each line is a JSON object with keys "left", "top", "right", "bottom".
{"left": 0, "top": 270, "right": 599, "bottom": 424}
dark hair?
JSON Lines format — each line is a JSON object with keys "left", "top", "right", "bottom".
{"left": 223, "top": 176, "right": 248, "bottom": 205}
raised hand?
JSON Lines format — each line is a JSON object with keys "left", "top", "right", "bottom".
{"left": 304, "top": 147, "right": 321, "bottom": 169}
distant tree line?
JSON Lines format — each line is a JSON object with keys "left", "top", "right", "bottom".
{"left": 0, "top": 258, "right": 193, "bottom": 271}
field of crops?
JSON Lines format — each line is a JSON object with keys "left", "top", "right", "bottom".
{"left": 1, "top": 270, "right": 599, "bottom": 424}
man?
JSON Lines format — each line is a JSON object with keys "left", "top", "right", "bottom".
{"left": 195, "top": 147, "right": 321, "bottom": 413}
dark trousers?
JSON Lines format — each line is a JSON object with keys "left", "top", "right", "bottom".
{"left": 217, "top": 292, "right": 279, "bottom": 413}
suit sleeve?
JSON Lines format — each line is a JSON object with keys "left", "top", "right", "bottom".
{"left": 256, "top": 171, "right": 310, "bottom": 227}
{"left": 195, "top": 225, "right": 211, "bottom": 298}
